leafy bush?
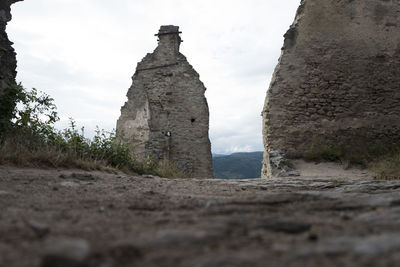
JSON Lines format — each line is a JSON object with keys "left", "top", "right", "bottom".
{"left": 0, "top": 84, "right": 171, "bottom": 176}
{"left": 0, "top": 83, "right": 21, "bottom": 135}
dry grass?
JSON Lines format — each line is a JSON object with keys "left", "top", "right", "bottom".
{"left": 0, "top": 139, "right": 117, "bottom": 173}
{"left": 0, "top": 139, "right": 189, "bottom": 177}
{"left": 370, "top": 154, "right": 400, "bottom": 180}
{"left": 304, "top": 135, "right": 400, "bottom": 180}
{"left": 155, "top": 160, "right": 188, "bottom": 178}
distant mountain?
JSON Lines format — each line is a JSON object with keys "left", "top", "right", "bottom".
{"left": 212, "top": 154, "right": 228, "bottom": 158}
{"left": 213, "top": 152, "right": 263, "bottom": 179}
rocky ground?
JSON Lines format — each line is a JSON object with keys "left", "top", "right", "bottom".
{"left": 1, "top": 163, "right": 400, "bottom": 267}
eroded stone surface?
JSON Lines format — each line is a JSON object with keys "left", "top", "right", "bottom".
{"left": 262, "top": 0, "right": 400, "bottom": 177}
{"left": 116, "top": 25, "right": 213, "bottom": 178}
{"left": 1, "top": 167, "right": 400, "bottom": 267}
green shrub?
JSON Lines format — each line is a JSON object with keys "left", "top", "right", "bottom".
{"left": 0, "top": 85, "right": 161, "bottom": 175}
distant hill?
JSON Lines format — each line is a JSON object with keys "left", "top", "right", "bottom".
{"left": 212, "top": 154, "right": 227, "bottom": 158}
{"left": 213, "top": 152, "right": 263, "bottom": 179}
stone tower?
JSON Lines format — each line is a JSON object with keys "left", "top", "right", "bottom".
{"left": 117, "top": 25, "right": 213, "bottom": 178}
{"left": 262, "top": 0, "right": 400, "bottom": 178}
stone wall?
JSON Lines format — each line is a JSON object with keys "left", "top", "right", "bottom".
{"left": 262, "top": 0, "right": 400, "bottom": 178}
{"left": 0, "top": 0, "right": 21, "bottom": 131}
{"left": 117, "top": 25, "right": 213, "bottom": 178}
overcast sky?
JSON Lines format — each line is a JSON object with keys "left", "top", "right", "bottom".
{"left": 8, "top": 0, "right": 299, "bottom": 154}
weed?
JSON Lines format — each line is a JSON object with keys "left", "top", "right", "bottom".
{"left": 331, "top": 178, "right": 346, "bottom": 185}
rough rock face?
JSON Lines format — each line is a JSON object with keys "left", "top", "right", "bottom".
{"left": 0, "top": 0, "right": 22, "bottom": 130}
{"left": 262, "top": 0, "right": 400, "bottom": 178}
{"left": 117, "top": 25, "right": 213, "bottom": 178}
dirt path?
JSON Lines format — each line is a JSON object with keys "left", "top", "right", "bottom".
{"left": 1, "top": 165, "right": 400, "bottom": 267}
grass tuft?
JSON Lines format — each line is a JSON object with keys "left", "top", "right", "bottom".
{"left": 155, "top": 160, "right": 188, "bottom": 178}
{"left": 305, "top": 135, "right": 400, "bottom": 180}
{"left": 370, "top": 153, "right": 400, "bottom": 180}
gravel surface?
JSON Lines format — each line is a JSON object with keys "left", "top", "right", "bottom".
{"left": 1, "top": 166, "right": 400, "bottom": 267}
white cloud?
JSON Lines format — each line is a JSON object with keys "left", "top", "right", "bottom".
{"left": 8, "top": 0, "right": 299, "bottom": 154}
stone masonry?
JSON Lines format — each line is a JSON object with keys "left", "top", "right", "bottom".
{"left": 0, "top": 0, "right": 22, "bottom": 131}
{"left": 117, "top": 25, "right": 213, "bottom": 178}
{"left": 262, "top": 0, "right": 400, "bottom": 178}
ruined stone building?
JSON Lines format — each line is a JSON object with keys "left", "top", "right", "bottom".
{"left": 117, "top": 26, "right": 213, "bottom": 178}
{"left": 262, "top": 0, "right": 400, "bottom": 177}
{"left": 0, "top": 0, "right": 22, "bottom": 131}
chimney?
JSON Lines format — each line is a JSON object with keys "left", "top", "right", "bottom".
{"left": 155, "top": 25, "right": 182, "bottom": 54}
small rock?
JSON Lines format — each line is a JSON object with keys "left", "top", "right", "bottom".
{"left": 59, "top": 173, "right": 95, "bottom": 181}
{"left": 308, "top": 233, "right": 319, "bottom": 242}
{"left": 390, "top": 199, "right": 400, "bottom": 206}
{"left": 108, "top": 241, "right": 142, "bottom": 264}
{"left": 341, "top": 214, "right": 352, "bottom": 221}
{"left": 41, "top": 237, "right": 90, "bottom": 267}
{"left": 295, "top": 236, "right": 354, "bottom": 258}
{"left": 27, "top": 220, "right": 50, "bottom": 238}
{"left": 142, "top": 174, "right": 161, "bottom": 179}
{"left": 138, "top": 229, "right": 219, "bottom": 248}
{"left": 272, "top": 242, "right": 291, "bottom": 252}
{"left": 254, "top": 220, "right": 311, "bottom": 234}
{"left": 353, "top": 234, "right": 400, "bottom": 257}
{"left": 295, "top": 234, "right": 400, "bottom": 259}
{"left": 0, "top": 190, "right": 10, "bottom": 195}
{"left": 278, "top": 171, "right": 301, "bottom": 177}
{"left": 71, "top": 173, "right": 95, "bottom": 181}
{"left": 60, "top": 181, "right": 80, "bottom": 188}
{"left": 204, "top": 200, "right": 214, "bottom": 209}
